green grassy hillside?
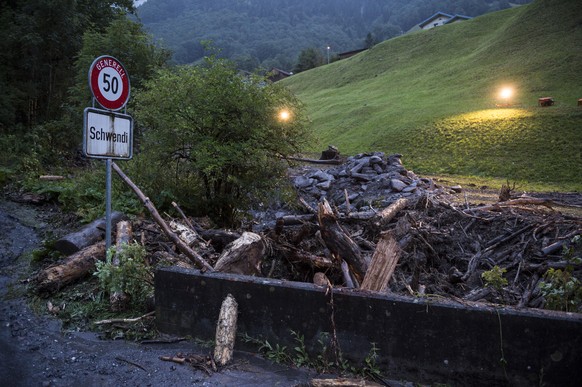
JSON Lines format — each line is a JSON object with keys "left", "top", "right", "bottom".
{"left": 283, "top": 0, "right": 582, "bottom": 190}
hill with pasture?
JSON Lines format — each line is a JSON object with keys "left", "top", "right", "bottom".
{"left": 136, "top": 0, "right": 529, "bottom": 70}
{"left": 282, "top": 0, "right": 582, "bottom": 190}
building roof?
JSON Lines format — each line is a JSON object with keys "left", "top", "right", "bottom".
{"left": 269, "top": 67, "right": 293, "bottom": 77}
{"left": 338, "top": 48, "right": 367, "bottom": 60}
{"left": 418, "top": 12, "right": 454, "bottom": 28}
{"left": 445, "top": 14, "right": 473, "bottom": 24}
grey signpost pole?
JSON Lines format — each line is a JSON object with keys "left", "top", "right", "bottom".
{"left": 86, "top": 55, "right": 132, "bottom": 253}
{"left": 105, "top": 158, "right": 112, "bottom": 251}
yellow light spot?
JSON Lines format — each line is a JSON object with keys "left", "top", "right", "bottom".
{"left": 450, "top": 109, "right": 532, "bottom": 123}
{"left": 279, "top": 110, "right": 290, "bottom": 121}
{"left": 499, "top": 87, "right": 513, "bottom": 100}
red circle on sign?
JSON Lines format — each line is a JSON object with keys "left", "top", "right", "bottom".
{"left": 88, "top": 55, "right": 130, "bottom": 111}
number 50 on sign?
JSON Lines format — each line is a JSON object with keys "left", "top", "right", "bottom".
{"left": 88, "top": 55, "right": 131, "bottom": 111}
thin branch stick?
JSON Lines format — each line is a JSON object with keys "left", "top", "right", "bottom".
{"left": 344, "top": 189, "right": 351, "bottom": 214}
{"left": 112, "top": 162, "right": 214, "bottom": 272}
{"left": 284, "top": 156, "right": 342, "bottom": 165}
{"left": 141, "top": 337, "right": 187, "bottom": 344}
{"left": 172, "top": 201, "right": 196, "bottom": 231}
{"left": 115, "top": 356, "right": 148, "bottom": 372}
{"left": 160, "top": 356, "right": 186, "bottom": 364}
{"left": 94, "top": 311, "right": 155, "bottom": 325}
{"left": 466, "top": 197, "right": 555, "bottom": 212}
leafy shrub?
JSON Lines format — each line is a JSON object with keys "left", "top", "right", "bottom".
{"left": 133, "top": 54, "right": 311, "bottom": 226}
{"left": 482, "top": 265, "right": 508, "bottom": 291}
{"left": 94, "top": 243, "right": 153, "bottom": 307}
{"left": 539, "top": 236, "right": 582, "bottom": 312}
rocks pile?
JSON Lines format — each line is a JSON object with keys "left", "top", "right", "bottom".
{"left": 292, "top": 152, "right": 436, "bottom": 212}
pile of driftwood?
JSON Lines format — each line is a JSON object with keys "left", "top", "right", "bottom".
{"left": 32, "top": 155, "right": 582, "bottom": 314}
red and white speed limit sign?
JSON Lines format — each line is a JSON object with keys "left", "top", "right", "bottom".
{"left": 88, "top": 55, "right": 130, "bottom": 111}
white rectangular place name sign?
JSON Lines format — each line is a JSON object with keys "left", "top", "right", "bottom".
{"left": 83, "top": 107, "right": 133, "bottom": 160}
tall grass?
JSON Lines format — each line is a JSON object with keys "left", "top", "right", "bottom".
{"left": 283, "top": 0, "right": 582, "bottom": 190}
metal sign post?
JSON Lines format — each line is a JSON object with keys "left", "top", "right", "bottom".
{"left": 85, "top": 55, "right": 132, "bottom": 251}
{"left": 106, "top": 158, "right": 112, "bottom": 249}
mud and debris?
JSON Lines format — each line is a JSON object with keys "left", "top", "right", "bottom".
{"left": 0, "top": 200, "right": 326, "bottom": 387}
{"left": 1, "top": 151, "right": 581, "bottom": 386}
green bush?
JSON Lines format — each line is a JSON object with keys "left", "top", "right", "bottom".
{"left": 539, "top": 236, "right": 582, "bottom": 312}
{"left": 133, "top": 55, "right": 311, "bottom": 226}
{"left": 94, "top": 243, "right": 153, "bottom": 307}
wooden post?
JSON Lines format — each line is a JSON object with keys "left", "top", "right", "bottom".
{"left": 214, "top": 294, "right": 238, "bottom": 366}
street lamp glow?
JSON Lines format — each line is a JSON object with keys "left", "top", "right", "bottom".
{"left": 499, "top": 87, "right": 513, "bottom": 100}
{"left": 278, "top": 109, "right": 290, "bottom": 121}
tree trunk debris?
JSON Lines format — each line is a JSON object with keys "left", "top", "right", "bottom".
{"left": 34, "top": 242, "right": 106, "bottom": 295}
{"left": 54, "top": 211, "right": 126, "bottom": 255}
{"left": 311, "top": 378, "right": 383, "bottom": 386}
{"left": 38, "top": 151, "right": 581, "bottom": 317}
{"left": 361, "top": 233, "right": 401, "bottom": 292}
{"left": 318, "top": 199, "right": 368, "bottom": 283}
{"left": 213, "top": 294, "right": 238, "bottom": 366}
{"left": 214, "top": 232, "right": 266, "bottom": 275}
{"left": 110, "top": 220, "right": 133, "bottom": 311}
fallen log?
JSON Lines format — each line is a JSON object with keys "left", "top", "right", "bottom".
{"left": 466, "top": 197, "right": 554, "bottom": 212}
{"left": 39, "top": 175, "right": 65, "bottom": 181}
{"left": 318, "top": 199, "right": 368, "bottom": 283}
{"left": 284, "top": 246, "right": 335, "bottom": 270}
{"left": 285, "top": 156, "right": 342, "bottom": 165}
{"left": 277, "top": 214, "right": 316, "bottom": 225}
{"left": 340, "top": 260, "right": 356, "bottom": 288}
{"left": 54, "top": 212, "right": 126, "bottom": 255}
{"left": 361, "top": 233, "right": 401, "bottom": 292}
{"left": 374, "top": 197, "right": 408, "bottom": 226}
{"left": 214, "top": 294, "right": 238, "bottom": 366}
{"left": 214, "top": 232, "right": 266, "bottom": 275}
{"left": 311, "top": 378, "right": 383, "bottom": 386}
{"left": 199, "top": 229, "right": 241, "bottom": 252}
{"left": 345, "top": 211, "right": 376, "bottom": 220}
{"left": 111, "top": 162, "right": 214, "bottom": 272}
{"left": 170, "top": 220, "right": 200, "bottom": 247}
{"left": 34, "top": 242, "right": 106, "bottom": 295}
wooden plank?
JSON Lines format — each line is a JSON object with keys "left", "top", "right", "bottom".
{"left": 361, "top": 233, "right": 401, "bottom": 292}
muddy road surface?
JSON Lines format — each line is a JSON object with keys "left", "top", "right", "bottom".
{"left": 0, "top": 200, "right": 318, "bottom": 387}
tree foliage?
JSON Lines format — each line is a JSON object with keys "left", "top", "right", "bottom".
{"left": 133, "top": 56, "right": 311, "bottom": 225}
{"left": 0, "top": 0, "right": 135, "bottom": 131}
{"left": 136, "top": 0, "right": 529, "bottom": 71}
{"left": 294, "top": 48, "right": 325, "bottom": 74}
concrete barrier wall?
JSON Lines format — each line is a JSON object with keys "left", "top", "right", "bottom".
{"left": 155, "top": 267, "right": 582, "bottom": 386}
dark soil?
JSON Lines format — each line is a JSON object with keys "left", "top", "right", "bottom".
{"left": 0, "top": 200, "right": 321, "bottom": 387}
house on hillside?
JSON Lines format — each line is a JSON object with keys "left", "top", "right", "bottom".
{"left": 408, "top": 12, "right": 473, "bottom": 33}
{"left": 267, "top": 67, "right": 293, "bottom": 82}
{"left": 337, "top": 48, "right": 367, "bottom": 60}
